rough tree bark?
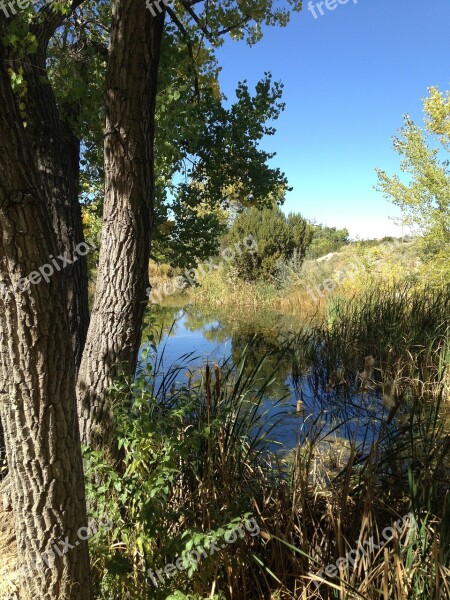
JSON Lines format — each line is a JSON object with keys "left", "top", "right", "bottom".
{"left": 22, "top": 58, "right": 90, "bottom": 372}
{"left": 76, "top": 0, "right": 164, "bottom": 446}
{"left": 0, "top": 0, "right": 164, "bottom": 591}
{"left": 0, "top": 49, "right": 93, "bottom": 600}
{"left": 1, "top": 6, "right": 90, "bottom": 373}
{"left": 18, "top": 22, "right": 90, "bottom": 371}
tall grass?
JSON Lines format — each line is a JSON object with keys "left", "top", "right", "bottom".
{"left": 298, "top": 284, "right": 450, "bottom": 401}
{"left": 86, "top": 285, "right": 450, "bottom": 600}
{"left": 188, "top": 265, "right": 279, "bottom": 308}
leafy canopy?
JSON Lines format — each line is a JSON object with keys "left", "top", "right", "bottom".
{"left": 3, "top": 0, "right": 302, "bottom": 268}
{"left": 376, "top": 87, "right": 450, "bottom": 254}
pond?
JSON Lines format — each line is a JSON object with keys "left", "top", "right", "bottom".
{"left": 144, "top": 297, "right": 384, "bottom": 454}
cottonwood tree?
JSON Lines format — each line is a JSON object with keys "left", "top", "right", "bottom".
{"left": 376, "top": 87, "right": 450, "bottom": 282}
{"left": 1, "top": 0, "right": 163, "bottom": 593}
{"left": 0, "top": 39, "right": 92, "bottom": 599}
{"left": 0, "top": 0, "right": 300, "bottom": 593}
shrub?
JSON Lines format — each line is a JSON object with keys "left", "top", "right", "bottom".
{"left": 306, "top": 223, "right": 350, "bottom": 259}
{"left": 223, "top": 206, "right": 312, "bottom": 282}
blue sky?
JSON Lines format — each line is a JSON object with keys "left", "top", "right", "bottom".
{"left": 216, "top": 0, "right": 450, "bottom": 238}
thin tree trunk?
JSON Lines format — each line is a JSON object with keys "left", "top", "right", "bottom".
{"left": 77, "top": 0, "right": 164, "bottom": 446}
{"left": 0, "top": 52, "right": 93, "bottom": 600}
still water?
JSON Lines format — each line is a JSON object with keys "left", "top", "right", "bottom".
{"left": 145, "top": 299, "right": 382, "bottom": 453}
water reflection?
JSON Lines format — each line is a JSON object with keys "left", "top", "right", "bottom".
{"left": 142, "top": 299, "right": 385, "bottom": 453}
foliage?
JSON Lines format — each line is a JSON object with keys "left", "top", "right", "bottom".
{"left": 312, "top": 283, "right": 450, "bottom": 390}
{"left": 82, "top": 202, "right": 103, "bottom": 272}
{"left": 330, "top": 237, "right": 421, "bottom": 297}
{"left": 85, "top": 290, "right": 450, "bottom": 599}
{"left": 272, "top": 247, "right": 307, "bottom": 290}
{"left": 3, "top": 0, "right": 297, "bottom": 268}
{"left": 186, "top": 262, "right": 279, "bottom": 306}
{"left": 183, "top": 233, "right": 444, "bottom": 316}
{"left": 39, "top": 0, "right": 294, "bottom": 270}
{"left": 292, "top": 284, "right": 450, "bottom": 598}
{"left": 84, "top": 338, "right": 288, "bottom": 599}
{"left": 306, "top": 223, "right": 350, "bottom": 259}
{"left": 376, "top": 86, "right": 450, "bottom": 284}
{"left": 223, "top": 206, "right": 312, "bottom": 282}
{"left": 152, "top": 72, "right": 291, "bottom": 269}
{"left": 273, "top": 224, "right": 350, "bottom": 290}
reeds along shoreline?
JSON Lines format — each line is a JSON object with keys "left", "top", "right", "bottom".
{"left": 87, "top": 285, "right": 450, "bottom": 600}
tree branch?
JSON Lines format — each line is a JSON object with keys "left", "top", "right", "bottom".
{"left": 178, "top": 0, "right": 213, "bottom": 42}
{"left": 166, "top": 5, "right": 200, "bottom": 102}
{"left": 177, "top": 0, "right": 253, "bottom": 43}
{"left": 32, "top": 0, "right": 86, "bottom": 47}
{"left": 217, "top": 14, "right": 252, "bottom": 36}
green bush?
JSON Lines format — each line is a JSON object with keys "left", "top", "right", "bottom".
{"left": 223, "top": 206, "right": 312, "bottom": 282}
{"left": 306, "top": 223, "right": 350, "bottom": 259}
{"left": 84, "top": 339, "right": 287, "bottom": 599}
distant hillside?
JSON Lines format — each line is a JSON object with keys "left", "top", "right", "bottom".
{"left": 295, "top": 237, "right": 421, "bottom": 298}
{"left": 268, "top": 236, "right": 427, "bottom": 313}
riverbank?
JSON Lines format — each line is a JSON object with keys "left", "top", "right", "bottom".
{"left": 87, "top": 283, "right": 450, "bottom": 599}
{"left": 183, "top": 236, "right": 435, "bottom": 316}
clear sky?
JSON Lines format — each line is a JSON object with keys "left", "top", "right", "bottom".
{"left": 216, "top": 0, "right": 450, "bottom": 239}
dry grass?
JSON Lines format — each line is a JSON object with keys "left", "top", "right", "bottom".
{"left": 87, "top": 284, "right": 450, "bottom": 599}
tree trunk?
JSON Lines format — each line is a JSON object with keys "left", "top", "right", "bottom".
{"left": 17, "top": 44, "right": 89, "bottom": 372}
{"left": 0, "top": 52, "right": 93, "bottom": 600}
{"left": 0, "top": 478, "right": 18, "bottom": 597}
{"left": 77, "top": 0, "right": 164, "bottom": 446}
